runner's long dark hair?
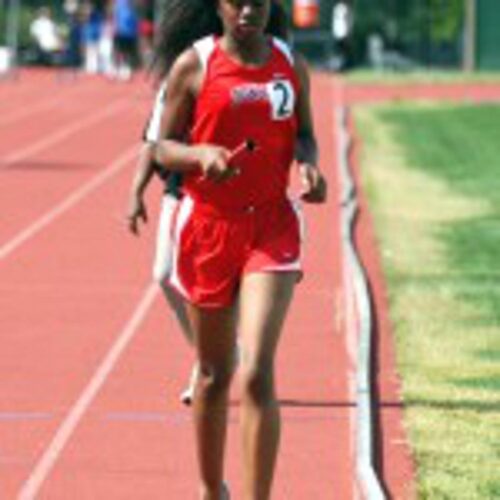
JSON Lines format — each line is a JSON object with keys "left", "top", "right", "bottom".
{"left": 151, "top": 0, "right": 289, "bottom": 80}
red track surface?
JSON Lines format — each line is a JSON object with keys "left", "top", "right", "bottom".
{"left": 8, "top": 72, "right": 488, "bottom": 500}
{"left": 0, "top": 70, "right": 354, "bottom": 499}
{"left": 9, "top": 69, "right": 489, "bottom": 498}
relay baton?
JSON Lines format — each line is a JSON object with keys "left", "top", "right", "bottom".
{"left": 227, "top": 139, "right": 257, "bottom": 177}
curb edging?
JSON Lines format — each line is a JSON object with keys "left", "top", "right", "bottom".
{"left": 336, "top": 104, "right": 386, "bottom": 500}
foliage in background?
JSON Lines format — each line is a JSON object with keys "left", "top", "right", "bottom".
{"left": 352, "top": 0, "right": 464, "bottom": 66}
{"left": 281, "top": 0, "right": 464, "bottom": 67}
{"left": 1, "top": 0, "right": 66, "bottom": 49}
{"left": 1, "top": 3, "right": 34, "bottom": 48}
{"left": 428, "top": 0, "right": 463, "bottom": 42}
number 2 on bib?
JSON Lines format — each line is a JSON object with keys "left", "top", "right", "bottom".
{"left": 267, "top": 80, "right": 295, "bottom": 121}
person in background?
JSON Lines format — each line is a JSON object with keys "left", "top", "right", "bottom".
{"left": 331, "top": 1, "right": 353, "bottom": 71}
{"left": 112, "top": 0, "right": 139, "bottom": 80}
{"left": 29, "top": 6, "right": 63, "bottom": 66}
{"left": 127, "top": 80, "right": 197, "bottom": 404}
{"left": 81, "top": 0, "right": 105, "bottom": 73}
{"left": 61, "top": 0, "right": 84, "bottom": 72}
{"left": 152, "top": 0, "right": 327, "bottom": 498}
{"left": 98, "top": 1, "right": 116, "bottom": 78}
{"left": 137, "top": 0, "right": 156, "bottom": 66}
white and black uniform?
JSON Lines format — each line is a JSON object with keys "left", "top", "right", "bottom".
{"left": 143, "top": 80, "right": 183, "bottom": 283}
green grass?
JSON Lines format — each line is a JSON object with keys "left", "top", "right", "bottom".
{"left": 354, "top": 103, "right": 500, "bottom": 499}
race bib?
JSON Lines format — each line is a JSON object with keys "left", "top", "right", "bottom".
{"left": 267, "top": 79, "right": 295, "bottom": 120}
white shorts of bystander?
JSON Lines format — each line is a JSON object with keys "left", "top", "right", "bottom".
{"left": 152, "top": 193, "right": 180, "bottom": 283}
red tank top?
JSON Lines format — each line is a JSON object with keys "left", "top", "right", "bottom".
{"left": 185, "top": 36, "right": 300, "bottom": 211}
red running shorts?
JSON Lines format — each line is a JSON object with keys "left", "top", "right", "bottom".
{"left": 168, "top": 196, "right": 304, "bottom": 308}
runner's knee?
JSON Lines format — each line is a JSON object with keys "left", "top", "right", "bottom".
{"left": 198, "top": 362, "right": 234, "bottom": 398}
{"left": 240, "top": 364, "right": 275, "bottom": 407}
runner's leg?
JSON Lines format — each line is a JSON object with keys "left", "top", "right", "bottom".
{"left": 238, "top": 271, "right": 298, "bottom": 500}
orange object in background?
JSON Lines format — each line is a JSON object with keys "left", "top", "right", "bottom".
{"left": 293, "top": 0, "right": 320, "bottom": 28}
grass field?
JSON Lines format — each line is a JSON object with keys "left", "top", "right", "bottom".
{"left": 354, "top": 103, "right": 500, "bottom": 499}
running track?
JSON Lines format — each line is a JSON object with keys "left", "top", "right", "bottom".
{"left": 1, "top": 70, "right": 354, "bottom": 499}
{"left": 8, "top": 69, "right": 499, "bottom": 499}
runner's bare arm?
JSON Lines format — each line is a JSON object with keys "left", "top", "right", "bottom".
{"left": 154, "top": 49, "right": 232, "bottom": 181}
{"left": 294, "top": 54, "right": 327, "bottom": 203}
{"left": 126, "top": 143, "right": 156, "bottom": 235}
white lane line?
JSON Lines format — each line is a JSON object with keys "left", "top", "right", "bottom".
{"left": 0, "top": 82, "right": 98, "bottom": 128}
{"left": 1, "top": 100, "right": 126, "bottom": 169}
{"left": 17, "top": 282, "right": 159, "bottom": 500}
{"left": 0, "top": 146, "right": 137, "bottom": 261}
{"left": 0, "top": 412, "right": 53, "bottom": 421}
{"left": 0, "top": 95, "right": 77, "bottom": 127}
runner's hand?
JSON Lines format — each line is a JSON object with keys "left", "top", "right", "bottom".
{"left": 197, "top": 145, "right": 235, "bottom": 183}
{"left": 127, "top": 195, "right": 148, "bottom": 235}
{"left": 299, "top": 163, "right": 327, "bottom": 203}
